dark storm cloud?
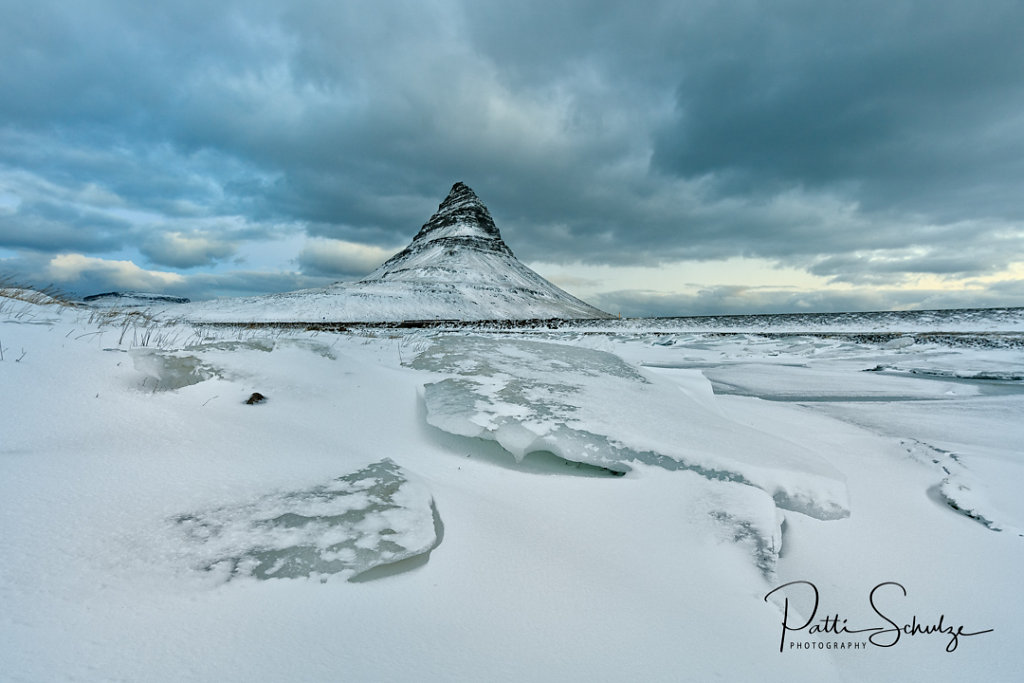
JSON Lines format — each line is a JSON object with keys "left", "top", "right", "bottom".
{"left": 0, "top": 210, "right": 127, "bottom": 254}
{"left": 650, "top": 1, "right": 1024, "bottom": 219}
{"left": 0, "top": 0, "right": 1022, "bottom": 308}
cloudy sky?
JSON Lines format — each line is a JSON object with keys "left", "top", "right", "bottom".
{"left": 2, "top": 0, "right": 1023, "bottom": 315}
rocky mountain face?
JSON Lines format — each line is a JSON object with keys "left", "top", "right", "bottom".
{"left": 360, "top": 182, "right": 516, "bottom": 284}
{"left": 374, "top": 181, "right": 513, "bottom": 275}
{"left": 182, "top": 182, "right": 611, "bottom": 323}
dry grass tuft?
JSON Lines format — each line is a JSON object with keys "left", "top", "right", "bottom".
{"left": 0, "top": 276, "right": 78, "bottom": 307}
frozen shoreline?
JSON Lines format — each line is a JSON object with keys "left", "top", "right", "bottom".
{"left": 2, "top": 297, "right": 1022, "bottom": 681}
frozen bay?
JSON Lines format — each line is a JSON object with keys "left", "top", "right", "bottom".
{"left": 2, "top": 296, "right": 1022, "bottom": 681}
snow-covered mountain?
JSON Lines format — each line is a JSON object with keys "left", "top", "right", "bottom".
{"left": 182, "top": 182, "right": 611, "bottom": 323}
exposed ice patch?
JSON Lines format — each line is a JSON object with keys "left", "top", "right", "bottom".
{"left": 131, "top": 349, "right": 218, "bottom": 391}
{"left": 128, "top": 338, "right": 342, "bottom": 393}
{"left": 174, "top": 459, "right": 441, "bottom": 582}
{"left": 182, "top": 339, "right": 275, "bottom": 354}
{"left": 881, "top": 335, "right": 917, "bottom": 350}
{"left": 411, "top": 336, "right": 849, "bottom": 520}
{"left": 706, "top": 363, "right": 979, "bottom": 402}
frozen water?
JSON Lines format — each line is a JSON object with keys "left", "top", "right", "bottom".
{"left": 131, "top": 349, "right": 219, "bottom": 391}
{"left": 5, "top": 293, "right": 1022, "bottom": 683}
{"left": 411, "top": 336, "right": 849, "bottom": 520}
{"left": 703, "top": 362, "right": 983, "bottom": 402}
{"left": 174, "top": 459, "right": 440, "bottom": 581}
{"left": 865, "top": 363, "right": 1024, "bottom": 383}
{"left": 613, "top": 324, "right": 1024, "bottom": 535}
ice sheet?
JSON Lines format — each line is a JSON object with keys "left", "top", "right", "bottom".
{"left": 703, "top": 362, "right": 981, "bottom": 401}
{"left": 174, "top": 459, "right": 440, "bottom": 581}
{"left": 611, "top": 327, "right": 1024, "bottom": 535}
{"left": 411, "top": 336, "right": 850, "bottom": 520}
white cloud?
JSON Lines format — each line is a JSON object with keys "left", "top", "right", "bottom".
{"left": 46, "top": 254, "right": 185, "bottom": 290}
{"left": 297, "top": 237, "right": 396, "bottom": 278}
{"left": 141, "top": 231, "right": 238, "bottom": 268}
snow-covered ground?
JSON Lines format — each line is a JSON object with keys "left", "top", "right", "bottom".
{"left": 2, "top": 295, "right": 1023, "bottom": 681}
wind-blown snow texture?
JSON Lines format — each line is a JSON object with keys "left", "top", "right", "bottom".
{"left": 181, "top": 182, "right": 611, "bottom": 323}
{"left": 3, "top": 292, "right": 1023, "bottom": 682}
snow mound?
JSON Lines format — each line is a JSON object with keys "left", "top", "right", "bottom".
{"left": 174, "top": 459, "right": 440, "bottom": 581}
{"left": 411, "top": 336, "right": 849, "bottom": 520}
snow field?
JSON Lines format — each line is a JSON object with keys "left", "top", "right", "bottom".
{"left": 2, "top": 299, "right": 1022, "bottom": 681}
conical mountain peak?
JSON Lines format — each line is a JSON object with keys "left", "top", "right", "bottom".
{"left": 367, "top": 182, "right": 514, "bottom": 280}
{"left": 185, "top": 181, "right": 611, "bottom": 322}
{"left": 409, "top": 181, "right": 508, "bottom": 250}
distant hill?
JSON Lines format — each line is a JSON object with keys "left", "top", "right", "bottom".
{"left": 83, "top": 292, "right": 190, "bottom": 307}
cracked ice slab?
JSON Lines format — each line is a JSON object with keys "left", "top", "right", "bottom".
{"left": 174, "top": 459, "right": 440, "bottom": 581}
{"left": 412, "top": 336, "right": 849, "bottom": 520}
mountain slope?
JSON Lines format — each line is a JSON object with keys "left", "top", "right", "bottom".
{"left": 183, "top": 182, "right": 611, "bottom": 323}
